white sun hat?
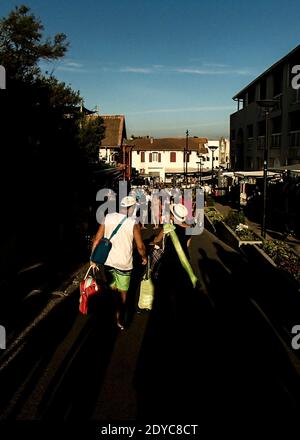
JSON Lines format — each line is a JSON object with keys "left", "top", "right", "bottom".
{"left": 170, "top": 203, "right": 188, "bottom": 223}
{"left": 120, "top": 195, "right": 136, "bottom": 208}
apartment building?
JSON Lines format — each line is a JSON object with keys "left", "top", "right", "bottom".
{"left": 230, "top": 44, "right": 300, "bottom": 170}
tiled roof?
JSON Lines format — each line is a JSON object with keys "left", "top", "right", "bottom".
{"left": 99, "top": 115, "right": 127, "bottom": 147}
{"left": 127, "top": 137, "right": 208, "bottom": 153}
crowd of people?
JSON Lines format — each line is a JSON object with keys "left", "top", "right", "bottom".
{"left": 90, "top": 185, "right": 203, "bottom": 330}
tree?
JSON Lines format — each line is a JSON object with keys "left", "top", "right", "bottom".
{"left": 0, "top": 5, "right": 106, "bottom": 274}
{"left": 77, "top": 115, "right": 106, "bottom": 164}
{"left": 0, "top": 5, "right": 68, "bottom": 82}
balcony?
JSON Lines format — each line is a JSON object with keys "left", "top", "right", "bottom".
{"left": 289, "top": 130, "right": 300, "bottom": 147}
{"left": 247, "top": 138, "right": 255, "bottom": 150}
{"left": 271, "top": 133, "right": 281, "bottom": 148}
{"left": 289, "top": 87, "right": 300, "bottom": 105}
{"left": 257, "top": 136, "right": 265, "bottom": 149}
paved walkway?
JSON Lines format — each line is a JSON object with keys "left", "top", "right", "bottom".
{"left": 91, "top": 226, "right": 300, "bottom": 428}
{"left": 1, "top": 225, "right": 300, "bottom": 433}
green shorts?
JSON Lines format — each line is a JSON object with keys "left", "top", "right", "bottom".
{"left": 106, "top": 267, "right": 132, "bottom": 292}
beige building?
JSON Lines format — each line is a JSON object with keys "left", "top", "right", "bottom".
{"left": 129, "top": 137, "right": 230, "bottom": 183}
{"left": 230, "top": 44, "right": 300, "bottom": 170}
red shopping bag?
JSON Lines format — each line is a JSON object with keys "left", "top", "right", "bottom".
{"left": 79, "top": 266, "right": 100, "bottom": 315}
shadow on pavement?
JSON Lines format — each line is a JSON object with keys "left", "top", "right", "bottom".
{"left": 134, "top": 237, "right": 300, "bottom": 432}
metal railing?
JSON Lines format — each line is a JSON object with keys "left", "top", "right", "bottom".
{"left": 289, "top": 130, "right": 300, "bottom": 147}
{"left": 271, "top": 133, "right": 281, "bottom": 148}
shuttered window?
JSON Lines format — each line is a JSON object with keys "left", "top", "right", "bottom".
{"left": 141, "top": 152, "right": 145, "bottom": 162}
{"left": 149, "top": 153, "right": 152, "bottom": 162}
{"left": 170, "top": 152, "right": 176, "bottom": 162}
{"left": 158, "top": 153, "right": 161, "bottom": 162}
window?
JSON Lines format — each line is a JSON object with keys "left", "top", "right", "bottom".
{"left": 158, "top": 153, "right": 161, "bottom": 162}
{"left": 247, "top": 124, "right": 254, "bottom": 138}
{"left": 152, "top": 152, "right": 158, "bottom": 161}
{"left": 206, "top": 157, "right": 210, "bottom": 161}
{"left": 257, "top": 120, "right": 266, "bottom": 136}
{"left": 170, "top": 152, "right": 176, "bottom": 162}
{"left": 289, "top": 109, "right": 300, "bottom": 131}
{"left": 273, "top": 67, "right": 283, "bottom": 96}
{"left": 247, "top": 86, "right": 255, "bottom": 104}
{"left": 271, "top": 116, "right": 282, "bottom": 134}
{"left": 260, "top": 78, "right": 267, "bottom": 99}
{"left": 149, "top": 153, "right": 152, "bottom": 162}
{"left": 141, "top": 152, "right": 145, "bottom": 162}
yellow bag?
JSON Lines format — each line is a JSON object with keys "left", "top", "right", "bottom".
{"left": 138, "top": 261, "right": 154, "bottom": 310}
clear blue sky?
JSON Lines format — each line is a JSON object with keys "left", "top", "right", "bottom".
{"left": 1, "top": 0, "right": 300, "bottom": 138}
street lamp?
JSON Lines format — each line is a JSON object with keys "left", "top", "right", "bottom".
{"left": 184, "top": 130, "right": 189, "bottom": 184}
{"left": 196, "top": 161, "right": 201, "bottom": 185}
{"left": 208, "top": 145, "right": 218, "bottom": 191}
{"left": 196, "top": 155, "right": 205, "bottom": 185}
{"left": 256, "top": 98, "right": 278, "bottom": 238}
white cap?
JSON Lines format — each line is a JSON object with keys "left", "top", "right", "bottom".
{"left": 120, "top": 195, "right": 136, "bottom": 207}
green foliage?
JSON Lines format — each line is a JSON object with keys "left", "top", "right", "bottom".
{"left": 77, "top": 116, "right": 105, "bottom": 163}
{"left": 205, "top": 208, "right": 224, "bottom": 224}
{"left": 0, "top": 5, "right": 68, "bottom": 81}
{"left": 236, "top": 229, "right": 259, "bottom": 241}
{"left": 0, "top": 4, "right": 106, "bottom": 270}
{"left": 261, "top": 240, "right": 300, "bottom": 283}
{"left": 224, "top": 210, "right": 245, "bottom": 230}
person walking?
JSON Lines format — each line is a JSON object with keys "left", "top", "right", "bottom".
{"left": 150, "top": 203, "right": 197, "bottom": 325}
{"left": 91, "top": 196, "right": 147, "bottom": 329}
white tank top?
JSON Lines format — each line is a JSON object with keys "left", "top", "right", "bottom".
{"left": 104, "top": 212, "right": 135, "bottom": 270}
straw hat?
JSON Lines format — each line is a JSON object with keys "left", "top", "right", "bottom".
{"left": 170, "top": 203, "right": 188, "bottom": 223}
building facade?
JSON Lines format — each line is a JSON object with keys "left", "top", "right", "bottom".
{"left": 230, "top": 44, "right": 300, "bottom": 170}
{"left": 98, "top": 114, "right": 127, "bottom": 164}
{"left": 128, "top": 137, "right": 230, "bottom": 183}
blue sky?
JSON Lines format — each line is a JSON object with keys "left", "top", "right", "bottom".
{"left": 1, "top": 0, "right": 300, "bottom": 138}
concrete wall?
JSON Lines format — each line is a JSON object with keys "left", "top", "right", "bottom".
{"left": 230, "top": 54, "right": 300, "bottom": 170}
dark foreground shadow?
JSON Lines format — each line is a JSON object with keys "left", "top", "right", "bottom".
{"left": 134, "top": 240, "right": 300, "bottom": 432}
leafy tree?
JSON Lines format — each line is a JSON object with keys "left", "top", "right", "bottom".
{"left": 77, "top": 115, "right": 106, "bottom": 163}
{"left": 0, "top": 4, "right": 68, "bottom": 82}
{"left": 0, "top": 5, "right": 106, "bottom": 274}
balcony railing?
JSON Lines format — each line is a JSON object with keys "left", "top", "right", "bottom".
{"left": 247, "top": 138, "right": 255, "bottom": 150}
{"left": 289, "top": 87, "right": 300, "bottom": 105}
{"left": 257, "top": 136, "right": 265, "bottom": 149}
{"left": 271, "top": 133, "right": 281, "bottom": 148}
{"left": 289, "top": 130, "right": 300, "bottom": 147}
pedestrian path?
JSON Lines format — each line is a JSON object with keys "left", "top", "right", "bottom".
{"left": 2, "top": 224, "right": 299, "bottom": 429}
{"left": 91, "top": 225, "right": 300, "bottom": 426}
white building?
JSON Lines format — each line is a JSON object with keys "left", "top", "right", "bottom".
{"left": 128, "top": 137, "right": 230, "bottom": 183}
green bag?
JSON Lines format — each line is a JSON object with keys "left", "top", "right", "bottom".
{"left": 163, "top": 223, "right": 198, "bottom": 288}
{"left": 138, "top": 261, "right": 155, "bottom": 310}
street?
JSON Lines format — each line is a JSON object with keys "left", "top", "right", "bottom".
{"left": 0, "top": 226, "right": 299, "bottom": 434}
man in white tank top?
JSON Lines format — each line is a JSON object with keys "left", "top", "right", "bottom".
{"left": 91, "top": 196, "right": 147, "bottom": 329}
